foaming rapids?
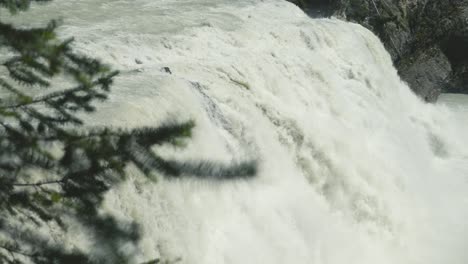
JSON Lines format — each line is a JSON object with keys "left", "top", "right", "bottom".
{"left": 22, "top": 0, "right": 468, "bottom": 263}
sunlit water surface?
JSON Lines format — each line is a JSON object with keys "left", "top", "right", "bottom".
{"left": 6, "top": 1, "right": 468, "bottom": 263}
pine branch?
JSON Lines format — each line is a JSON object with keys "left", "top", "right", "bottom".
{"left": 0, "top": 1, "right": 257, "bottom": 262}
{"left": 12, "top": 179, "right": 64, "bottom": 187}
{"left": 0, "top": 244, "right": 34, "bottom": 258}
{"left": 0, "top": 0, "right": 51, "bottom": 13}
{"left": 0, "top": 71, "right": 117, "bottom": 109}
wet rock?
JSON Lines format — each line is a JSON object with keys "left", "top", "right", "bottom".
{"left": 287, "top": 0, "right": 306, "bottom": 8}
{"left": 289, "top": 0, "right": 335, "bottom": 17}
{"left": 161, "top": 67, "right": 172, "bottom": 74}
{"left": 399, "top": 47, "right": 451, "bottom": 102}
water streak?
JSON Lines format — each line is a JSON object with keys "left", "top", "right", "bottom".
{"left": 17, "top": 1, "right": 468, "bottom": 263}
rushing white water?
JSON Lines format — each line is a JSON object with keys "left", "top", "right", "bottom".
{"left": 16, "top": 0, "right": 468, "bottom": 263}
{"left": 439, "top": 94, "right": 468, "bottom": 115}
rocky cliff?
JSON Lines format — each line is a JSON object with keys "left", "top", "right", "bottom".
{"left": 290, "top": 0, "right": 468, "bottom": 101}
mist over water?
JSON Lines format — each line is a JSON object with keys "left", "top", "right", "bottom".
{"left": 18, "top": 0, "right": 468, "bottom": 263}
{"left": 440, "top": 94, "right": 468, "bottom": 114}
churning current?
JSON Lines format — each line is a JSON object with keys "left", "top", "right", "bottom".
{"left": 14, "top": 0, "right": 468, "bottom": 263}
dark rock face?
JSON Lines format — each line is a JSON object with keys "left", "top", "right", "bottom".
{"left": 290, "top": 0, "right": 468, "bottom": 101}
{"left": 399, "top": 47, "right": 452, "bottom": 101}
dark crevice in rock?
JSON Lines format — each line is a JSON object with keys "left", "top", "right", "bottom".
{"left": 442, "top": 35, "right": 468, "bottom": 65}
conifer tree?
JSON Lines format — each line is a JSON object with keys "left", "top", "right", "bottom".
{"left": 0, "top": 1, "right": 256, "bottom": 263}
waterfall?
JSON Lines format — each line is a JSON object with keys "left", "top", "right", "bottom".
{"left": 22, "top": 0, "right": 468, "bottom": 263}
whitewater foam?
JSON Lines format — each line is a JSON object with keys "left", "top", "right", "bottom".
{"left": 18, "top": 0, "right": 468, "bottom": 263}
